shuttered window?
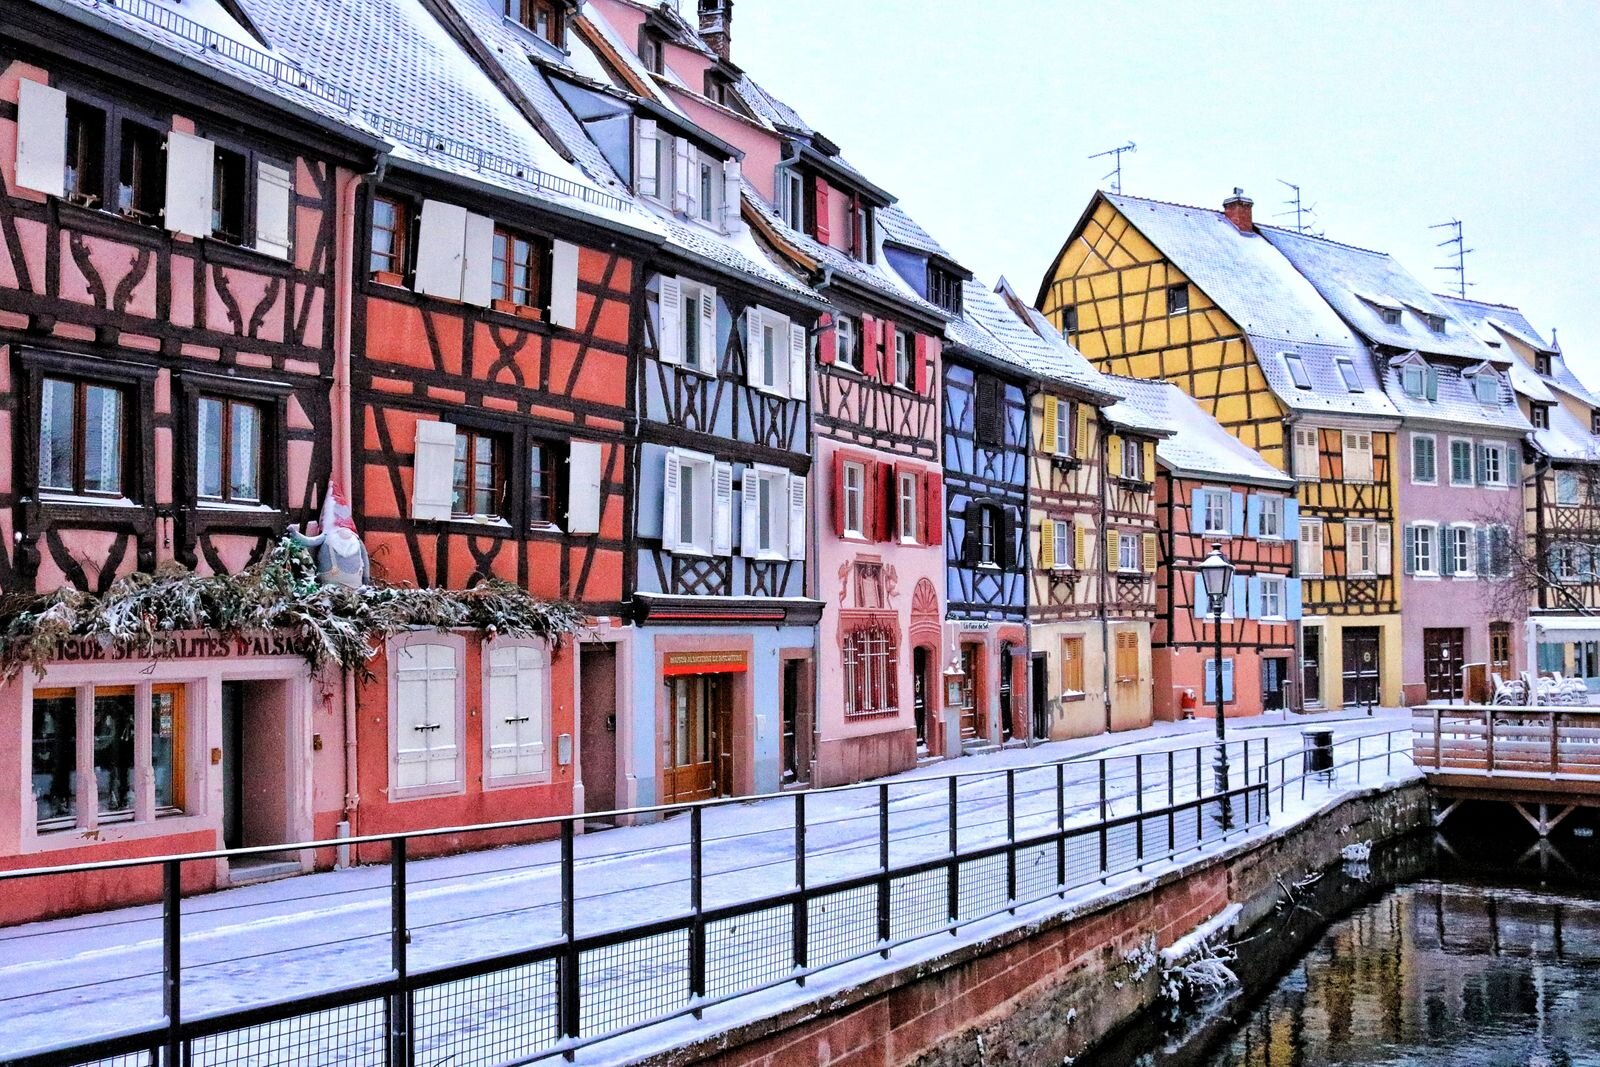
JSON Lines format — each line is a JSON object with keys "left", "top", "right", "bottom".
{"left": 391, "top": 639, "right": 463, "bottom": 794}
{"left": 485, "top": 641, "right": 550, "bottom": 784}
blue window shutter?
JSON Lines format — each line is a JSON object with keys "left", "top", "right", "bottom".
{"left": 1402, "top": 524, "right": 1416, "bottom": 574}
{"left": 1425, "top": 366, "right": 1439, "bottom": 401}
{"left": 1223, "top": 660, "right": 1235, "bottom": 702}
{"left": 1246, "top": 494, "right": 1262, "bottom": 538}
{"left": 1190, "top": 487, "right": 1204, "bottom": 534}
{"left": 1282, "top": 498, "right": 1299, "bottom": 540}
{"left": 1230, "top": 574, "right": 1247, "bottom": 618}
{"left": 1230, "top": 492, "right": 1245, "bottom": 536}
{"left": 1286, "top": 578, "right": 1303, "bottom": 621}
{"left": 1247, "top": 575, "right": 1263, "bottom": 619}
{"left": 1193, "top": 572, "right": 1208, "bottom": 619}
{"left": 1204, "top": 659, "right": 1218, "bottom": 703}
{"left": 1440, "top": 528, "right": 1455, "bottom": 575}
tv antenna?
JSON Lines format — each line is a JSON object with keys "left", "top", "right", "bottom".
{"left": 1274, "top": 179, "right": 1320, "bottom": 235}
{"left": 1089, "top": 142, "right": 1137, "bottom": 194}
{"left": 1430, "top": 218, "right": 1473, "bottom": 298}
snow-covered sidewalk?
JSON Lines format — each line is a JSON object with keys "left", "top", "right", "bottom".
{"left": 0, "top": 709, "right": 1411, "bottom": 1061}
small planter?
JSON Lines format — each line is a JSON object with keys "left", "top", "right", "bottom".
{"left": 371, "top": 270, "right": 406, "bottom": 287}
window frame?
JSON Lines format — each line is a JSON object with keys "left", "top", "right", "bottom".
{"left": 1411, "top": 433, "right": 1438, "bottom": 485}
{"left": 1473, "top": 372, "right": 1500, "bottom": 405}
{"left": 842, "top": 625, "right": 898, "bottom": 717}
{"left": 1201, "top": 489, "right": 1228, "bottom": 536}
{"left": 835, "top": 315, "right": 860, "bottom": 371}
{"left": 1400, "top": 364, "right": 1425, "bottom": 397}
{"left": 1480, "top": 442, "right": 1506, "bottom": 487}
{"left": 897, "top": 471, "right": 918, "bottom": 545}
{"left": 1118, "top": 532, "right": 1140, "bottom": 574}
{"left": 1336, "top": 358, "right": 1362, "bottom": 392}
{"left": 1166, "top": 283, "right": 1189, "bottom": 316}
{"left": 1532, "top": 404, "right": 1550, "bottom": 430}
{"left": 977, "top": 504, "right": 1000, "bottom": 567}
{"left": 1121, "top": 438, "right": 1146, "bottom": 482}
{"left": 491, "top": 224, "right": 550, "bottom": 312}
{"left": 1293, "top": 426, "right": 1320, "bottom": 480}
{"left": 842, "top": 460, "right": 866, "bottom": 538}
{"left": 1409, "top": 522, "right": 1438, "bottom": 577}
{"left": 1260, "top": 576, "right": 1286, "bottom": 620}
{"left": 1449, "top": 524, "right": 1475, "bottom": 578}
{"left": 779, "top": 167, "right": 806, "bottom": 231}
{"left": 527, "top": 438, "right": 566, "bottom": 530}
{"left": 1342, "top": 430, "right": 1374, "bottom": 484}
{"left": 1061, "top": 305, "right": 1078, "bottom": 336}
{"left": 369, "top": 193, "right": 411, "bottom": 279}
{"left": 387, "top": 632, "right": 468, "bottom": 800}
{"left": 1053, "top": 399, "right": 1072, "bottom": 457}
{"left": 452, "top": 427, "right": 509, "bottom": 522}
{"left": 194, "top": 394, "right": 268, "bottom": 507}
{"left": 506, "top": 0, "right": 564, "bottom": 45}
{"left": 1283, "top": 352, "right": 1312, "bottom": 390}
{"left": 1299, "top": 518, "right": 1325, "bottom": 577}
{"left": 1448, "top": 437, "right": 1475, "bottom": 487}
{"left": 1259, "top": 495, "right": 1284, "bottom": 540}
{"left": 1556, "top": 469, "right": 1580, "bottom": 507}
{"left": 892, "top": 329, "right": 913, "bottom": 389}
{"left": 34, "top": 374, "right": 131, "bottom": 500}
{"left": 1347, "top": 519, "right": 1377, "bottom": 577}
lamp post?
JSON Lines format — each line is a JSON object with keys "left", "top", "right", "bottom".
{"left": 1198, "top": 543, "right": 1236, "bottom": 829}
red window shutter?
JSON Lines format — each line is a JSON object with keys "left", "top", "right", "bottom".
{"left": 831, "top": 450, "right": 847, "bottom": 538}
{"left": 814, "top": 181, "right": 831, "bottom": 244}
{"left": 861, "top": 315, "right": 880, "bottom": 379}
{"left": 924, "top": 471, "right": 943, "bottom": 546}
{"left": 818, "top": 312, "right": 837, "bottom": 365}
{"left": 913, "top": 334, "right": 930, "bottom": 395}
{"left": 880, "top": 318, "right": 897, "bottom": 383}
{"left": 878, "top": 462, "right": 896, "bottom": 541}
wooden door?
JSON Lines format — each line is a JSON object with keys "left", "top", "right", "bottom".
{"left": 579, "top": 644, "right": 618, "bottom": 815}
{"left": 1423, "top": 628, "right": 1465, "bottom": 702}
{"left": 1031, "top": 653, "right": 1050, "bottom": 739}
{"left": 713, "top": 678, "right": 734, "bottom": 798}
{"left": 912, "top": 647, "right": 929, "bottom": 748}
{"left": 1262, "top": 657, "right": 1286, "bottom": 711}
{"left": 998, "top": 643, "right": 1015, "bottom": 741}
{"left": 1342, "top": 627, "right": 1381, "bottom": 707}
{"left": 959, "top": 644, "right": 981, "bottom": 738}
{"left": 1302, "top": 628, "right": 1322, "bottom": 708}
{"left": 1489, "top": 622, "right": 1512, "bottom": 680}
{"left": 664, "top": 676, "right": 716, "bottom": 803}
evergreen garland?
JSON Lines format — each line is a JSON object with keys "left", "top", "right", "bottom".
{"left": 0, "top": 539, "right": 584, "bottom": 680}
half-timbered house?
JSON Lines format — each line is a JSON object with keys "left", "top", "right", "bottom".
{"left": 0, "top": 0, "right": 380, "bottom": 891}
{"left": 1112, "top": 380, "right": 1301, "bottom": 718}
{"left": 1038, "top": 190, "right": 1404, "bottom": 709}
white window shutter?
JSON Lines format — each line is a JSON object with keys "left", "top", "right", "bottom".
{"left": 1376, "top": 524, "right": 1393, "bottom": 576}
{"left": 550, "top": 240, "right": 580, "bottom": 329}
{"left": 488, "top": 644, "right": 548, "bottom": 780}
{"left": 411, "top": 420, "right": 457, "bottom": 520}
{"left": 636, "top": 119, "right": 659, "bottom": 198}
{"left": 745, "top": 307, "right": 764, "bottom": 387}
{"left": 658, "top": 276, "right": 683, "bottom": 365}
{"left": 712, "top": 461, "right": 734, "bottom": 556}
{"left": 566, "top": 440, "right": 602, "bottom": 534}
{"left": 740, "top": 470, "right": 760, "bottom": 558}
{"left": 163, "top": 131, "right": 215, "bottom": 238}
{"left": 721, "top": 157, "right": 744, "bottom": 233}
{"left": 697, "top": 286, "right": 718, "bottom": 375}
{"left": 788, "top": 473, "right": 807, "bottom": 561}
{"left": 788, "top": 320, "right": 808, "bottom": 401}
{"left": 414, "top": 199, "right": 468, "bottom": 300}
{"left": 460, "top": 212, "right": 495, "bottom": 307}
{"left": 16, "top": 80, "right": 67, "bottom": 198}
{"left": 661, "top": 448, "right": 682, "bottom": 550}
{"left": 255, "top": 160, "right": 294, "bottom": 259}
{"left": 395, "top": 643, "right": 460, "bottom": 788}
{"left": 673, "top": 138, "right": 692, "bottom": 215}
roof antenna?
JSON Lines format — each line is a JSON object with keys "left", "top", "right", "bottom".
{"left": 1088, "top": 142, "right": 1137, "bottom": 195}
{"left": 1430, "top": 218, "right": 1473, "bottom": 298}
{"left": 1274, "top": 179, "right": 1320, "bottom": 235}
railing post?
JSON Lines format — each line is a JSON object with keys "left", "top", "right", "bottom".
{"left": 947, "top": 776, "right": 960, "bottom": 931}
{"left": 1005, "top": 769, "right": 1017, "bottom": 911}
{"left": 878, "top": 783, "right": 891, "bottom": 956}
{"left": 559, "top": 821, "right": 579, "bottom": 1051}
{"left": 1386, "top": 729, "right": 1393, "bottom": 778}
{"left": 1356, "top": 734, "right": 1363, "bottom": 783}
{"left": 163, "top": 858, "right": 181, "bottom": 1067}
{"left": 690, "top": 806, "right": 706, "bottom": 1014}
{"left": 1055, "top": 763, "right": 1066, "bottom": 895}
{"left": 793, "top": 792, "right": 808, "bottom": 984}
{"left": 1433, "top": 707, "right": 1443, "bottom": 770}
{"left": 390, "top": 838, "right": 411, "bottom": 1067}
{"left": 1098, "top": 758, "right": 1109, "bottom": 882}
{"left": 1134, "top": 754, "right": 1145, "bottom": 869}
{"left": 1552, "top": 711, "right": 1561, "bottom": 775}
{"left": 1167, "top": 749, "right": 1176, "bottom": 856}
{"left": 1486, "top": 708, "right": 1496, "bottom": 774}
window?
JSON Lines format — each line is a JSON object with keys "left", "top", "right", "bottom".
{"left": 117, "top": 119, "right": 164, "bottom": 223}
{"left": 663, "top": 449, "right": 721, "bottom": 554}
{"left": 697, "top": 157, "right": 717, "bottom": 224}
{"left": 1259, "top": 496, "right": 1284, "bottom": 539}
{"left": 1114, "top": 630, "right": 1141, "bottom": 684}
{"left": 978, "top": 505, "right": 999, "bottom": 566}
{"left": 851, "top": 202, "right": 875, "bottom": 263}
{"left": 528, "top": 441, "right": 561, "bottom": 527}
{"left": 893, "top": 329, "right": 913, "bottom": 388}
{"left": 1052, "top": 520, "right": 1071, "bottom": 570}
{"left": 1347, "top": 520, "right": 1382, "bottom": 577}
{"left": 1412, "top": 434, "right": 1437, "bottom": 484}
{"left": 1449, "top": 525, "right": 1474, "bottom": 577}
{"left": 1061, "top": 305, "right": 1078, "bottom": 335}
{"left": 370, "top": 196, "right": 408, "bottom": 276}
{"left": 1053, "top": 399, "right": 1071, "bottom": 456}
{"left": 391, "top": 637, "right": 463, "bottom": 794}
{"left": 1293, "top": 427, "right": 1320, "bottom": 480}
{"left": 492, "top": 227, "right": 546, "bottom": 309}
{"left": 664, "top": 278, "right": 718, "bottom": 376}
{"left": 38, "top": 376, "right": 125, "bottom": 496}
{"left": 928, "top": 267, "right": 962, "bottom": 314}
{"left": 639, "top": 31, "right": 663, "bottom": 74}
{"left": 1450, "top": 439, "right": 1474, "bottom": 486}
{"left": 1283, "top": 352, "right": 1311, "bottom": 390}
{"left": 1121, "top": 439, "right": 1145, "bottom": 482}
{"left": 975, "top": 376, "right": 1004, "bottom": 447}
{"left": 1424, "top": 312, "right": 1446, "bottom": 334}
{"left": 211, "top": 146, "right": 248, "bottom": 243}
{"left": 1487, "top": 525, "right": 1512, "bottom": 579}
{"left": 507, "top": 0, "right": 562, "bottom": 45}
{"left": 780, "top": 168, "right": 805, "bottom": 230}
{"left": 1552, "top": 543, "right": 1580, "bottom": 583}
{"left": 32, "top": 684, "right": 186, "bottom": 829}
{"left": 1537, "top": 353, "right": 1553, "bottom": 376}
{"left": 843, "top": 627, "right": 897, "bottom": 717}
{"left": 485, "top": 641, "right": 550, "bottom": 784}
{"left": 1480, "top": 443, "right": 1506, "bottom": 487}
{"left": 1532, "top": 404, "right": 1551, "bottom": 430}
{"left": 836, "top": 316, "right": 859, "bottom": 370}
{"left": 1299, "top": 519, "right": 1324, "bottom": 577}
{"left": 1261, "top": 577, "right": 1285, "bottom": 619}
{"left": 746, "top": 306, "right": 790, "bottom": 393}
{"left": 196, "top": 395, "right": 263, "bottom": 504}
{"left": 898, "top": 472, "right": 918, "bottom": 543}
{"left": 1557, "top": 470, "right": 1580, "bottom": 506}
{"left": 743, "top": 465, "right": 798, "bottom": 559}
{"left": 842, "top": 461, "right": 866, "bottom": 536}
{"left": 1591, "top": 410, "right": 1599, "bottom": 435}
{"left": 1061, "top": 637, "right": 1085, "bottom": 696}
{"left": 1401, "top": 364, "right": 1425, "bottom": 398}
{"left": 1118, "top": 532, "right": 1140, "bottom": 573}
{"left": 1407, "top": 524, "right": 1437, "bottom": 576}
{"left": 1342, "top": 431, "right": 1374, "bottom": 483}
{"left": 64, "top": 100, "right": 107, "bottom": 207}
{"left": 452, "top": 429, "right": 505, "bottom": 519}
{"left": 1336, "top": 358, "right": 1362, "bottom": 392}
{"left": 1473, "top": 373, "right": 1499, "bottom": 405}
{"left": 1166, "top": 284, "right": 1189, "bottom": 315}
{"left": 1201, "top": 490, "right": 1228, "bottom": 535}
{"left": 1379, "top": 306, "right": 1402, "bottom": 326}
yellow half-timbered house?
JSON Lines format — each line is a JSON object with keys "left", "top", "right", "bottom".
{"left": 1037, "top": 190, "right": 1403, "bottom": 708}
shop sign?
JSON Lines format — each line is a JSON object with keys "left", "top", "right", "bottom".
{"left": 662, "top": 650, "right": 748, "bottom": 676}
{"left": 53, "top": 632, "right": 297, "bottom": 663}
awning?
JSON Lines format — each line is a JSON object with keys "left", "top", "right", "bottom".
{"left": 1527, "top": 616, "right": 1600, "bottom": 643}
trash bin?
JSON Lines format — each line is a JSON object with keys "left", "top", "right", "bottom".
{"left": 1302, "top": 728, "right": 1334, "bottom": 778}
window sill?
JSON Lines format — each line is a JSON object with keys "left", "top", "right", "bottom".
{"left": 1114, "top": 477, "right": 1153, "bottom": 492}
{"left": 529, "top": 521, "right": 566, "bottom": 536}
{"left": 448, "top": 515, "right": 512, "bottom": 531}
{"left": 483, "top": 772, "right": 555, "bottom": 792}
{"left": 38, "top": 493, "right": 137, "bottom": 509}
{"left": 1050, "top": 454, "right": 1080, "bottom": 470}
{"left": 668, "top": 544, "right": 715, "bottom": 558}
{"left": 387, "top": 782, "right": 468, "bottom": 803}
{"left": 491, "top": 299, "right": 547, "bottom": 323}
{"left": 370, "top": 271, "right": 408, "bottom": 288}
{"left": 1060, "top": 691, "right": 1086, "bottom": 702}
{"left": 197, "top": 500, "right": 279, "bottom": 514}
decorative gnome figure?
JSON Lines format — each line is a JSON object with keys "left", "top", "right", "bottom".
{"left": 288, "top": 485, "right": 370, "bottom": 588}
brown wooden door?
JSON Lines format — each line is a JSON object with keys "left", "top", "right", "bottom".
{"left": 664, "top": 675, "right": 724, "bottom": 804}
{"left": 1342, "top": 627, "right": 1381, "bottom": 706}
{"left": 1302, "top": 628, "right": 1322, "bottom": 708}
{"left": 959, "top": 644, "right": 981, "bottom": 739}
{"left": 579, "top": 644, "right": 618, "bottom": 816}
{"left": 1489, "top": 622, "right": 1512, "bottom": 680}
{"left": 1423, "top": 628, "right": 1465, "bottom": 702}
{"left": 912, "top": 647, "right": 930, "bottom": 748}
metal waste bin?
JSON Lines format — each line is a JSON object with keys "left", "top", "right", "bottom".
{"left": 1302, "top": 728, "right": 1334, "bottom": 779}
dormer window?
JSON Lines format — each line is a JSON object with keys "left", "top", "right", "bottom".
{"left": 928, "top": 267, "right": 962, "bottom": 315}
{"left": 1532, "top": 404, "right": 1550, "bottom": 430}
{"left": 1473, "top": 372, "right": 1499, "bottom": 405}
{"left": 1401, "top": 364, "right": 1426, "bottom": 398}
{"left": 1336, "top": 357, "right": 1361, "bottom": 392}
{"left": 1379, "top": 307, "right": 1402, "bottom": 326}
{"left": 1537, "top": 353, "right": 1553, "bottom": 376}
{"left": 1283, "top": 352, "right": 1311, "bottom": 390}
{"left": 1424, "top": 312, "right": 1446, "bottom": 334}
{"left": 506, "top": 0, "right": 563, "bottom": 46}
{"left": 639, "top": 30, "right": 664, "bottom": 74}
{"left": 1591, "top": 410, "right": 1600, "bottom": 435}
{"left": 779, "top": 167, "right": 805, "bottom": 231}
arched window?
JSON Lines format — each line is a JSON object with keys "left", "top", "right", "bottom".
{"left": 843, "top": 627, "right": 898, "bottom": 717}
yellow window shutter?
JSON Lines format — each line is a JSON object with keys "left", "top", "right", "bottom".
{"left": 1142, "top": 531, "right": 1158, "bottom": 573}
{"left": 1040, "top": 519, "right": 1055, "bottom": 570}
{"left": 1105, "top": 526, "right": 1120, "bottom": 570}
{"left": 1041, "top": 396, "right": 1058, "bottom": 453}
{"left": 1077, "top": 405, "right": 1091, "bottom": 458}
{"left": 1107, "top": 434, "right": 1122, "bottom": 476}
{"left": 1075, "top": 523, "right": 1088, "bottom": 569}
{"left": 1143, "top": 441, "right": 1155, "bottom": 479}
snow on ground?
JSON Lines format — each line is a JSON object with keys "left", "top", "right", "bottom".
{"left": 0, "top": 709, "right": 1412, "bottom": 1061}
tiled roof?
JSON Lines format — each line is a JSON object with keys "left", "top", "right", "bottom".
{"left": 950, "top": 280, "right": 1117, "bottom": 399}
{"left": 1534, "top": 401, "right": 1600, "bottom": 464}
{"left": 1442, "top": 295, "right": 1600, "bottom": 408}
{"left": 1102, "top": 194, "right": 1392, "bottom": 419}
{"left": 878, "top": 204, "right": 958, "bottom": 262}
{"left": 1377, "top": 353, "right": 1531, "bottom": 435}
{"left": 1097, "top": 376, "right": 1174, "bottom": 437}
{"left": 1106, "top": 377, "right": 1292, "bottom": 486}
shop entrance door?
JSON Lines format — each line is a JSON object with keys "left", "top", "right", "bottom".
{"left": 959, "top": 644, "right": 982, "bottom": 739}
{"left": 1423, "top": 628, "right": 1465, "bottom": 702}
{"left": 1262, "top": 657, "right": 1288, "bottom": 711}
{"left": 579, "top": 644, "right": 618, "bottom": 819}
{"left": 999, "top": 643, "right": 1015, "bottom": 742}
{"left": 781, "top": 659, "right": 810, "bottom": 785}
{"left": 912, "top": 647, "right": 930, "bottom": 750}
{"left": 664, "top": 675, "right": 729, "bottom": 804}
{"left": 221, "top": 680, "right": 292, "bottom": 872}
{"left": 1342, "top": 627, "right": 1381, "bottom": 707}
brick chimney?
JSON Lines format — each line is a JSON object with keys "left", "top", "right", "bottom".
{"left": 1223, "top": 188, "right": 1254, "bottom": 233}
{"left": 698, "top": 0, "right": 733, "bottom": 61}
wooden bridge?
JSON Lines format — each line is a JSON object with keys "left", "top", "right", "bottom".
{"left": 1412, "top": 705, "right": 1600, "bottom": 836}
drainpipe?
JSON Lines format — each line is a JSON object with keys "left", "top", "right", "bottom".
{"left": 809, "top": 266, "right": 834, "bottom": 783}
{"left": 1098, "top": 413, "right": 1113, "bottom": 733}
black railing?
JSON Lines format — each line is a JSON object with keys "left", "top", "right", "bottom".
{"left": 0, "top": 732, "right": 1385, "bottom": 1067}
{"left": 1256, "top": 728, "right": 1415, "bottom": 813}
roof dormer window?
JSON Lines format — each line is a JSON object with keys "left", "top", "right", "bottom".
{"left": 1336, "top": 357, "right": 1361, "bottom": 392}
{"left": 1401, "top": 364, "right": 1425, "bottom": 398}
{"left": 506, "top": 0, "right": 563, "bottom": 46}
{"left": 1424, "top": 312, "right": 1446, "bottom": 334}
{"left": 1379, "top": 307, "right": 1402, "bottom": 326}
{"left": 928, "top": 266, "right": 962, "bottom": 315}
{"left": 1283, "top": 352, "right": 1311, "bottom": 390}
{"left": 1473, "top": 371, "right": 1499, "bottom": 406}
{"left": 1532, "top": 404, "right": 1550, "bottom": 430}
{"left": 1537, "top": 353, "right": 1553, "bottom": 376}
{"left": 639, "top": 30, "right": 664, "bottom": 74}
{"left": 778, "top": 166, "right": 805, "bottom": 231}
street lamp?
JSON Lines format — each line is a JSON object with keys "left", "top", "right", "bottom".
{"left": 1198, "top": 543, "right": 1236, "bottom": 829}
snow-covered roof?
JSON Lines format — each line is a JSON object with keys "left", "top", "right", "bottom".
{"left": 953, "top": 280, "right": 1118, "bottom": 399}
{"left": 1441, "top": 294, "right": 1600, "bottom": 410}
{"left": 1098, "top": 194, "right": 1393, "bottom": 420}
{"left": 1105, "top": 377, "right": 1293, "bottom": 486}
{"left": 1534, "top": 401, "right": 1600, "bottom": 464}
{"left": 1258, "top": 227, "right": 1503, "bottom": 363}
{"left": 878, "top": 204, "right": 960, "bottom": 263}
{"left": 1376, "top": 354, "right": 1531, "bottom": 434}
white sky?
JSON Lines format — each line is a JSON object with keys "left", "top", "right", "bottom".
{"left": 733, "top": 0, "right": 1600, "bottom": 379}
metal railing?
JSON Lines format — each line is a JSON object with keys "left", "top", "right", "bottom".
{"left": 2, "top": 737, "right": 1293, "bottom": 1067}
{"left": 1256, "top": 727, "right": 1415, "bottom": 814}
{"left": 1413, "top": 705, "right": 1600, "bottom": 778}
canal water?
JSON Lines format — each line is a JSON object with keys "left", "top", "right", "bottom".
{"left": 1098, "top": 803, "right": 1600, "bottom": 1066}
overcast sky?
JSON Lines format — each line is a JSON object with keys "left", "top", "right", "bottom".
{"left": 734, "top": 1, "right": 1600, "bottom": 379}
